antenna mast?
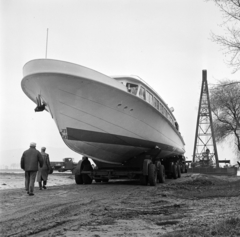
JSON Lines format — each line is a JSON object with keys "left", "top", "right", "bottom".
{"left": 45, "top": 28, "right": 49, "bottom": 58}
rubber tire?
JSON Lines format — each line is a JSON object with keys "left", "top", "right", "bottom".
{"left": 156, "top": 161, "right": 161, "bottom": 183}
{"left": 177, "top": 165, "right": 181, "bottom": 178}
{"left": 95, "top": 179, "right": 101, "bottom": 183}
{"left": 158, "top": 165, "right": 166, "bottom": 183}
{"left": 172, "top": 164, "right": 178, "bottom": 179}
{"left": 75, "top": 174, "right": 83, "bottom": 184}
{"left": 180, "top": 164, "right": 184, "bottom": 173}
{"left": 140, "top": 175, "right": 148, "bottom": 185}
{"left": 148, "top": 163, "right": 157, "bottom": 186}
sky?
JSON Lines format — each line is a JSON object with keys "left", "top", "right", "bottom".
{"left": 1, "top": 0, "right": 239, "bottom": 168}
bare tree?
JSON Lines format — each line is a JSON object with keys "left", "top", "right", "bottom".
{"left": 210, "top": 0, "right": 240, "bottom": 72}
{"left": 210, "top": 81, "right": 240, "bottom": 158}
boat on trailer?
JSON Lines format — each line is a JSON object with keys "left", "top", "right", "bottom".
{"left": 21, "top": 59, "right": 186, "bottom": 185}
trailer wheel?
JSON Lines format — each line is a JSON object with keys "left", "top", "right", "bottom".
{"left": 140, "top": 175, "right": 148, "bottom": 185}
{"left": 180, "top": 165, "right": 184, "bottom": 173}
{"left": 148, "top": 164, "right": 157, "bottom": 186}
{"left": 158, "top": 165, "right": 166, "bottom": 183}
{"left": 75, "top": 174, "right": 83, "bottom": 184}
{"left": 172, "top": 164, "right": 178, "bottom": 179}
{"left": 177, "top": 165, "right": 181, "bottom": 178}
{"left": 156, "top": 161, "right": 161, "bottom": 183}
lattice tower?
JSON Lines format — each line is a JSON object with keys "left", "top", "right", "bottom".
{"left": 192, "top": 70, "right": 219, "bottom": 167}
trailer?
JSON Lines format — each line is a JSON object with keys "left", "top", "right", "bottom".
{"left": 73, "top": 149, "right": 187, "bottom": 186}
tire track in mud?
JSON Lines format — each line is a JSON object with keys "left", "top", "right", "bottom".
{"left": 38, "top": 183, "right": 189, "bottom": 236}
{"left": 0, "top": 184, "right": 106, "bottom": 237}
{"left": 1, "top": 175, "right": 240, "bottom": 237}
{"left": 1, "top": 183, "right": 148, "bottom": 236}
{"left": 100, "top": 185, "right": 190, "bottom": 229}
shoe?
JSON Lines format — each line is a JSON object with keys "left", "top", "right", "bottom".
{"left": 29, "top": 193, "right": 34, "bottom": 196}
{"left": 43, "top": 186, "right": 47, "bottom": 189}
{"left": 39, "top": 187, "right": 42, "bottom": 190}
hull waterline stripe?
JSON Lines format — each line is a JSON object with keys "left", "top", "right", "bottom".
{"left": 66, "top": 128, "right": 183, "bottom": 154}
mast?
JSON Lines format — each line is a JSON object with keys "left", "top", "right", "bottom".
{"left": 45, "top": 28, "right": 49, "bottom": 58}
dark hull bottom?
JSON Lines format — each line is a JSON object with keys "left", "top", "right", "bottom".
{"left": 65, "top": 127, "right": 184, "bottom": 168}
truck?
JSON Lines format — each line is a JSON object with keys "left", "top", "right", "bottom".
{"left": 50, "top": 158, "right": 77, "bottom": 173}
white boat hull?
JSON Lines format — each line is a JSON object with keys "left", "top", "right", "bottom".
{"left": 21, "top": 59, "right": 185, "bottom": 168}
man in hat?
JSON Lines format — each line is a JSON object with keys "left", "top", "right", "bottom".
{"left": 21, "top": 142, "right": 43, "bottom": 196}
{"left": 81, "top": 156, "right": 93, "bottom": 184}
{"left": 37, "top": 147, "right": 51, "bottom": 190}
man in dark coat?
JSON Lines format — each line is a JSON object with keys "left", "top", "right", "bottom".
{"left": 81, "top": 156, "right": 93, "bottom": 171}
{"left": 21, "top": 142, "right": 43, "bottom": 196}
{"left": 37, "top": 147, "right": 51, "bottom": 190}
{"left": 81, "top": 156, "right": 93, "bottom": 184}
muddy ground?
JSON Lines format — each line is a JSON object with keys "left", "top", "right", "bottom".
{"left": 0, "top": 173, "right": 240, "bottom": 237}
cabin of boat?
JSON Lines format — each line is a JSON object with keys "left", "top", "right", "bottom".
{"left": 113, "top": 75, "right": 180, "bottom": 133}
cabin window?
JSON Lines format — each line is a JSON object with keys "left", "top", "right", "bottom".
{"left": 150, "top": 94, "right": 153, "bottom": 105}
{"left": 153, "top": 97, "right": 159, "bottom": 110}
{"left": 167, "top": 113, "right": 171, "bottom": 121}
{"left": 139, "top": 86, "right": 146, "bottom": 100}
{"left": 146, "top": 91, "right": 150, "bottom": 103}
{"left": 159, "top": 103, "right": 163, "bottom": 113}
{"left": 163, "top": 107, "right": 167, "bottom": 117}
{"left": 127, "top": 83, "right": 138, "bottom": 95}
{"left": 146, "top": 91, "right": 153, "bottom": 105}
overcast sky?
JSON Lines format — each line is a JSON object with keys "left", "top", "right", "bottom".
{"left": 1, "top": 0, "right": 239, "bottom": 167}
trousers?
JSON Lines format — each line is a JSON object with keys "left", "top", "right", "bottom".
{"left": 39, "top": 179, "right": 47, "bottom": 187}
{"left": 25, "top": 171, "right": 37, "bottom": 194}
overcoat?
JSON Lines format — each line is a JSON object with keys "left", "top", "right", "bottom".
{"left": 21, "top": 147, "right": 43, "bottom": 171}
{"left": 37, "top": 152, "right": 51, "bottom": 182}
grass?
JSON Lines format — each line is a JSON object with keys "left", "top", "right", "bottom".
{"left": 161, "top": 217, "right": 240, "bottom": 237}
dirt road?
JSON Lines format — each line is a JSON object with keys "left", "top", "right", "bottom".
{"left": 0, "top": 173, "right": 240, "bottom": 237}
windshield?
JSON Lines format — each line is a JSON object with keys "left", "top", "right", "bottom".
{"left": 126, "top": 83, "right": 138, "bottom": 95}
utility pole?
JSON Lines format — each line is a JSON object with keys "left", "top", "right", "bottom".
{"left": 192, "top": 70, "right": 219, "bottom": 168}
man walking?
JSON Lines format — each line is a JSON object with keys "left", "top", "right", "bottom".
{"left": 21, "top": 142, "right": 43, "bottom": 196}
{"left": 37, "top": 147, "right": 51, "bottom": 190}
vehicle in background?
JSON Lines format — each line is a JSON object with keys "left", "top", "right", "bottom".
{"left": 50, "top": 158, "right": 77, "bottom": 173}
